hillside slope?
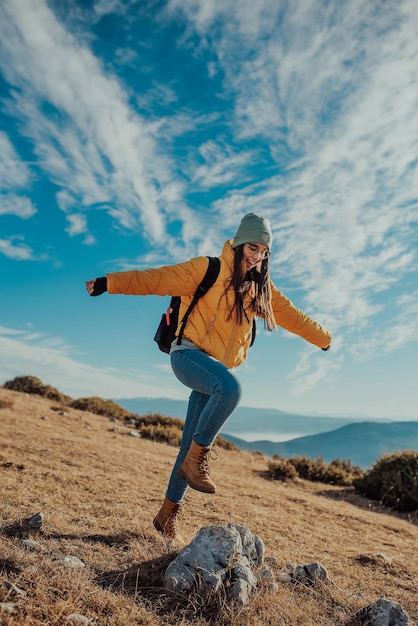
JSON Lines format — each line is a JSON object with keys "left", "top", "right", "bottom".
{"left": 223, "top": 421, "right": 418, "bottom": 468}
{"left": 0, "top": 386, "right": 417, "bottom": 626}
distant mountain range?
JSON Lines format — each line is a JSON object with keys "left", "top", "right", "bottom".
{"left": 221, "top": 422, "right": 418, "bottom": 469}
{"left": 115, "top": 397, "right": 418, "bottom": 469}
{"left": 115, "top": 396, "right": 391, "bottom": 437}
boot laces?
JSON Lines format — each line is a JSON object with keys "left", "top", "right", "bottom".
{"left": 197, "top": 447, "right": 218, "bottom": 475}
{"left": 166, "top": 504, "right": 181, "bottom": 536}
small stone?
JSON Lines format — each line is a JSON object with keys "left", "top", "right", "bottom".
{"left": 283, "top": 562, "right": 329, "bottom": 586}
{"left": 259, "top": 566, "right": 274, "bottom": 581}
{"left": 0, "top": 602, "right": 18, "bottom": 614}
{"left": 23, "top": 512, "right": 44, "bottom": 531}
{"left": 126, "top": 430, "right": 141, "bottom": 437}
{"left": 375, "top": 553, "right": 393, "bottom": 563}
{"left": 29, "top": 512, "right": 44, "bottom": 529}
{"left": 3, "top": 582, "right": 27, "bottom": 597}
{"left": 62, "top": 556, "right": 86, "bottom": 568}
{"left": 67, "top": 613, "right": 94, "bottom": 624}
{"left": 21, "top": 538, "right": 42, "bottom": 550}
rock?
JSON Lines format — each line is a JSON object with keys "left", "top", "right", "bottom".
{"left": 279, "top": 562, "right": 329, "bottom": 586}
{"left": 21, "top": 538, "right": 42, "bottom": 550}
{"left": 277, "top": 572, "right": 293, "bottom": 583}
{"left": 0, "top": 602, "right": 18, "bottom": 614}
{"left": 67, "top": 613, "right": 94, "bottom": 624}
{"left": 2, "top": 582, "right": 27, "bottom": 597}
{"left": 23, "top": 512, "right": 44, "bottom": 531}
{"left": 61, "top": 556, "right": 86, "bottom": 568}
{"left": 356, "top": 597, "right": 410, "bottom": 625}
{"left": 163, "top": 523, "right": 264, "bottom": 606}
{"left": 259, "top": 565, "right": 274, "bottom": 582}
{"left": 375, "top": 553, "right": 394, "bottom": 564}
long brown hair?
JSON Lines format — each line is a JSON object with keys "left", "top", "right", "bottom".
{"left": 226, "top": 244, "right": 276, "bottom": 331}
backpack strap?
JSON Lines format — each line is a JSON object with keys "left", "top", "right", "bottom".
{"left": 176, "top": 256, "right": 221, "bottom": 346}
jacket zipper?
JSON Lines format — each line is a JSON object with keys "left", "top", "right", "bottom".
{"left": 201, "top": 315, "right": 216, "bottom": 343}
{"left": 223, "top": 322, "right": 239, "bottom": 364}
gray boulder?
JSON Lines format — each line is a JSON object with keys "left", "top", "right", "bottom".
{"left": 356, "top": 597, "right": 410, "bottom": 626}
{"left": 163, "top": 523, "right": 264, "bottom": 605}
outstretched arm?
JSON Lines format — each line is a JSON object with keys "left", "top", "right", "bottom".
{"left": 271, "top": 284, "right": 332, "bottom": 350}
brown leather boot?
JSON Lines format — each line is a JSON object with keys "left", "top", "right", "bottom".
{"left": 178, "top": 440, "right": 217, "bottom": 494}
{"left": 153, "top": 497, "right": 184, "bottom": 544}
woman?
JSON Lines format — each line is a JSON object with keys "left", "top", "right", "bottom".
{"left": 86, "top": 213, "right": 331, "bottom": 543}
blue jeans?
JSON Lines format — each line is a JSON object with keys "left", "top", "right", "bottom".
{"left": 166, "top": 349, "right": 242, "bottom": 503}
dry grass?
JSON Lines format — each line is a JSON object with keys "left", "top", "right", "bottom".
{"left": 0, "top": 386, "right": 417, "bottom": 626}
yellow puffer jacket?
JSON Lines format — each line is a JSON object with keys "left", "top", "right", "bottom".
{"left": 106, "top": 240, "right": 332, "bottom": 368}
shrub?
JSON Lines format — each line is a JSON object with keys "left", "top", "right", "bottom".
{"left": 3, "top": 375, "right": 71, "bottom": 403}
{"left": 135, "top": 412, "right": 185, "bottom": 429}
{"left": 268, "top": 455, "right": 363, "bottom": 486}
{"left": 4, "top": 375, "right": 44, "bottom": 394}
{"left": 139, "top": 424, "right": 182, "bottom": 447}
{"left": 353, "top": 449, "right": 418, "bottom": 512}
{"left": 268, "top": 457, "right": 298, "bottom": 482}
{"left": 136, "top": 415, "right": 237, "bottom": 451}
{"left": 286, "top": 456, "right": 320, "bottom": 481}
{"left": 70, "top": 397, "right": 132, "bottom": 420}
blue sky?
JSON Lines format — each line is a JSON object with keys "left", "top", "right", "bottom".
{"left": 1, "top": 0, "right": 417, "bottom": 421}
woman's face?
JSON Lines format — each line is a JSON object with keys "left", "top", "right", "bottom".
{"left": 242, "top": 242, "right": 270, "bottom": 271}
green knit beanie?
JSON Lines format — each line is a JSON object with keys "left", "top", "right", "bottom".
{"left": 233, "top": 213, "right": 272, "bottom": 250}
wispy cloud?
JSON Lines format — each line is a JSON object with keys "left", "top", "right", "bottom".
{"left": 0, "top": 131, "right": 37, "bottom": 223}
{"left": 0, "top": 131, "right": 32, "bottom": 190}
{"left": 0, "top": 194, "right": 36, "bottom": 219}
{"left": 191, "top": 141, "right": 254, "bottom": 189}
{"left": 0, "top": 0, "right": 183, "bottom": 245}
{"left": 0, "top": 237, "right": 34, "bottom": 260}
{"left": 0, "top": 325, "right": 186, "bottom": 400}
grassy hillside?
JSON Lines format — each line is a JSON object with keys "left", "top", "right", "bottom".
{"left": 0, "top": 386, "right": 417, "bottom": 625}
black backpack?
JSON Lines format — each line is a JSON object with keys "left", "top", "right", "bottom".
{"left": 154, "top": 257, "right": 221, "bottom": 353}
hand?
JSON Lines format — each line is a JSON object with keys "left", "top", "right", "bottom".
{"left": 86, "top": 277, "right": 107, "bottom": 296}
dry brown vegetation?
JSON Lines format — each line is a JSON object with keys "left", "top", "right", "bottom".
{"left": 0, "top": 385, "right": 417, "bottom": 626}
